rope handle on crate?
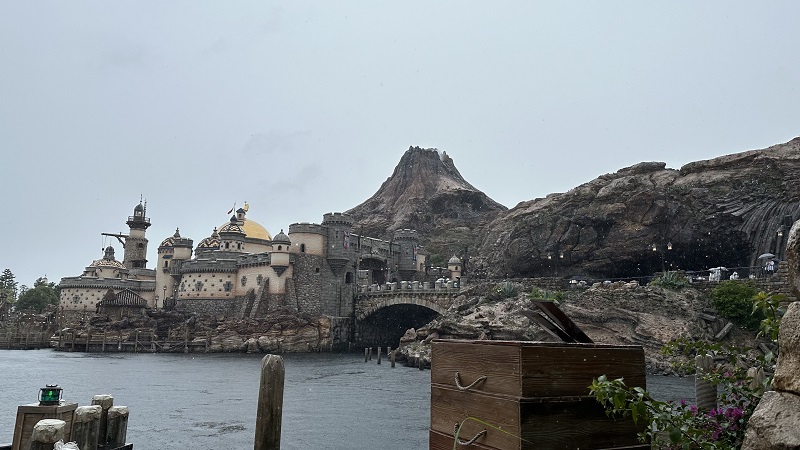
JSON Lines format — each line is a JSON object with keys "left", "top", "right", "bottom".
{"left": 454, "top": 371, "right": 487, "bottom": 391}
{"left": 454, "top": 423, "right": 487, "bottom": 446}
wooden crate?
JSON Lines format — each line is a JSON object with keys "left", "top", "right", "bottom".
{"left": 430, "top": 340, "right": 647, "bottom": 450}
{"left": 13, "top": 402, "right": 78, "bottom": 450}
{"left": 430, "top": 430, "right": 649, "bottom": 450}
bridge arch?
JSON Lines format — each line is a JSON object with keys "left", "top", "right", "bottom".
{"left": 356, "top": 295, "right": 448, "bottom": 321}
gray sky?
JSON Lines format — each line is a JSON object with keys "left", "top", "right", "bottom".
{"left": 2, "top": 1, "right": 799, "bottom": 288}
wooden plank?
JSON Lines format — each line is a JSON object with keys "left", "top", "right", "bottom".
{"left": 519, "top": 396, "right": 643, "bottom": 449}
{"left": 429, "top": 429, "right": 494, "bottom": 450}
{"left": 521, "top": 311, "right": 575, "bottom": 342}
{"left": 520, "top": 345, "right": 646, "bottom": 397}
{"left": 431, "top": 341, "right": 522, "bottom": 397}
{"left": 532, "top": 300, "right": 593, "bottom": 343}
{"left": 430, "top": 386, "right": 521, "bottom": 450}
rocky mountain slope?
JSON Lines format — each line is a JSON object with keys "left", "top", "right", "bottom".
{"left": 346, "top": 146, "right": 507, "bottom": 263}
{"left": 349, "top": 138, "right": 800, "bottom": 279}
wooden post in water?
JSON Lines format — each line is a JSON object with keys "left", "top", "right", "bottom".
{"left": 151, "top": 331, "right": 156, "bottom": 352}
{"left": 377, "top": 347, "right": 382, "bottom": 365}
{"left": 390, "top": 350, "right": 396, "bottom": 368}
{"left": 369, "top": 347, "right": 373, "bottom": 361}
{"left": 254, "top": 355, "right": 285, "bottom": 450}
{"left": 92, "top": 394, "right": 114, "bottom": 444}
{"left": 86, "top": 329, "right": 91, "bottom": 352}
{"left": 29, "top": 419, "right": 66, "bottom": 450}
{"left": 184, "top": 328, "right": 189, "bottom": 354}
{"left": 106, "top": 406, "right": 129, "bottom": 447}
{"left": 695, "top": 354, "right": 716, "bottom": 411}
{"left": 134, "top": 330, "right": 140, "bottom": 353}
{"left": 102, "top": 331, "right": 107, "bottom": 353}
{"left": 72, "top": 405, "right": 102, "bottom": 450}
{"left": 205, "top": 331, "right": 211, "bottom": 352}
{"left": 364, "top": 348, "right": 368, "bottom": 362}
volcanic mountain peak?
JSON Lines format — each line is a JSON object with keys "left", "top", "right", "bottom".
{"left": 346, "top": 146, "right": 506, "bottom": 251}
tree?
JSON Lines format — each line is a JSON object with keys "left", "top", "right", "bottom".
{"left": 0, "top": 268, "right": 17, "bottom": 301}
{"left": 16, "top": 283, "right": 59, "bottom": 313}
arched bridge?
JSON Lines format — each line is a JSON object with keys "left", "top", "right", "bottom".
{"left": 354, "top": 283, "right": 478, "bottom": 321}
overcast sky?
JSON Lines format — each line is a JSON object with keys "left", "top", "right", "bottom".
{"left": 2, "top": 1, "right": 799, "bottom": 288}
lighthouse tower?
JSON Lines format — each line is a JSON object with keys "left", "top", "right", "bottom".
{"left": 124, "top": 201, "right": 151, "bottom": 269}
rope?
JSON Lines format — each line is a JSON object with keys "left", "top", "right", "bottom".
{"left": 453, "top": 424, "right": 487, "bottom": 445}
{"left": 455, "top": 371, "right": 487, "bottom": 391}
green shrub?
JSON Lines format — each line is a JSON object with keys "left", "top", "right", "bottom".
{"left": 711, "top": 281, "right": 762, "bottom": 331}
{"left": 648, "top": 271, "right": 689, "bottom": 290}
{"left": 528, "top": 287, "right": 565, "bottom": 303}
{"left": 495, "top": 281, "right": 518, "bottom": 299}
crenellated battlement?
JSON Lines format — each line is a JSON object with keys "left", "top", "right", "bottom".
{"left": 392, "top": 229, "right": 419, "bottom": 241}
{"left": 322, "top": 212, "right": 354, "bottom": 227}
{"left": 288, "top": 222, "right": 326, "bottom": 235}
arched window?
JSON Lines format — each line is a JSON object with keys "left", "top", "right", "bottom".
{"left": 345, "top": 272, "right": 353, "bottom": 284}
{"left": 300, "top": 244, "right": 306, "bottom": 253}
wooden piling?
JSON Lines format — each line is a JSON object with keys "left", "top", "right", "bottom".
{"left": 254, "top": 355, "right": 285, "bottom": 450}
{"left": 106, "top": 406, "right": 129, "bottom": 447}
{"left": 29, "top": 419, "right": 66, "bottom": 450}
{"left": 369, "top": 347, "right": 372, "bottom": 361}
{"left": 91, "top": 394, "right": 114, "bottom": 444}
{"left": 364, "top": 348, "right": 368, "bottom": 362}
{"left": 135, "top": 330, "right": 140, "bottom": 353}
{"left": 390, "top": 350, "right": 396, "bottom": 368}
{"left": 72, "top": 405, "right": 102, "bottom": 450}
{"left": 205, "top": 331, "right": 211, "bottom": 353}
{"left": 377, "top": 348, "right": 382, "bottom": 365}
{"left": 184, "top": 328, "right": 189, "bottom": 354}
{"left": 695, "top": 354, "right": 716, "bottom": 411}
{"left": 102, "top": 331, "right": 107, "bottom": 352}
{"left": 71, "top": 332, "right": 76, "bottom": 352}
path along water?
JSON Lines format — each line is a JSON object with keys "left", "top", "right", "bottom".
{"left": 0, "top": 350, "right": 693, "bottom": 449}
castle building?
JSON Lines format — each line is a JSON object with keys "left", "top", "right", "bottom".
{"left": 58, "top": 202, "right": 157, "bottom": 315}
{"left": 59, "top": 201, "right": 426, "bottom": 321}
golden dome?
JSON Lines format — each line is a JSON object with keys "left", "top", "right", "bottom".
{"left": 219, "top": 218, "right": 271, "bottom": 241}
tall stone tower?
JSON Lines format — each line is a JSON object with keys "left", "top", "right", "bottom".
{"left": 155, "top": 229, "right": 193, "bottom": 309}
{"left": 322, "top": 212, "right": 354, "bottom": 277}
{"left": 393, "top": 229, "right": 422, "bottom": 280}
{"left": 124, "top": 202, "right": 151, "bottom": 269}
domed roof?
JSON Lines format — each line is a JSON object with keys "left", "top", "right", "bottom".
{"left": 218, "top": 219, "right": 245, "bottom": 235}
{"left": 218, "top": 217, "right": 271, "bottom": 241}
{"left": 197, "top": 228, "right": 221, "bottom": 249}
{"left": 272, "top": 229, "right": 290, "bottom": 245}
{"left": 90, "top": 246, "right": 126, "bottom": 269}
{"left": 448, "top": 255, "right": 462, "bottom": 265}
{"left": 160, "top": 228, "right": 182, "bottom": 247}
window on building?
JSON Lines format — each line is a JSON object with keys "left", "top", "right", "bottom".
{"left": 195, "top": 281, "right": 203, "bottom": 291}
{"left": 345, "top": 272, "right": 352, "bottom": 284}
{"left": 241, "top": 276, "right": 247, "bottom": 286}
{"left": 224, "top": 282, "right": 233, "bottom": 292}
{"left": 300, "top": 244, "right": 305, "bottom": 253}
{"left": 278, "top": 245, "right": 282, "bottom": 251}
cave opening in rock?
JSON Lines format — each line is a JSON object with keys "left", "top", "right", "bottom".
{"left": 356, "top": 303, "right": 440, "bottom": 348}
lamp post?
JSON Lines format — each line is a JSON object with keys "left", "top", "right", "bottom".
{"left": 651, "top": 241, "right": 673, "bottom": 273}
{"left": 546, "top": 246, "right": 565, "bottom": 277}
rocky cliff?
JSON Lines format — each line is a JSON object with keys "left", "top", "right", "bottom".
{"left": 479, "top": 138, "right": 800, "bottom": 279}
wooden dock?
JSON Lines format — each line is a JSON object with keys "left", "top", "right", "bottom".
{"left": 50, "top": 329, "right": 215, "bottom": 353}
{"left": 0, "top": 330, "right": 51, "bottom": 350}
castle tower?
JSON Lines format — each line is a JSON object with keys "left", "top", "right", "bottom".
{"left": 393, "top": 229, "right": 423, "bottom": 281}
{"left": 322, "top": 213, "right": 354, "bottom": 276}
{"left": 270, "top": 230, "right": 291, "bottom": 277}
{"left": 124, "top": 202, "right": 151, "bottom": 269}
{"left": 218, "top": 213, "right": 247, "bottom": 252}
{"left": 155, "top": 228, "right": 193, "bottom": 309}
{"left": 448, "top": 255, "right": 462, "bottom": 281}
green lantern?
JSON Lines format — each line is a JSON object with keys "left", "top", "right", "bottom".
{"left": 39, "top": 384, "right": 62, "bottom": 405}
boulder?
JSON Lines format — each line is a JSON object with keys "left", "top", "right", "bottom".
{"left": 742, "top": 390, "right": 800, "bottom": 450}
{"left": 772, "top": 301, "right": 800, "bottom": 395}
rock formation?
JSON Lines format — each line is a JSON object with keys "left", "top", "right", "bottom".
{"left": 742, "top": 220, "right": 800, "bottom": 448}
{"left": 346, "top": 146, "right": 507, "bottom": 264}
{"left": 479, "top": 138, "right": 800, "bottom": 279}
{"left": 346, "top": 140, "right": 800, "bottom": 280}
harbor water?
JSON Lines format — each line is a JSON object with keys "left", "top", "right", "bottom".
{"left": 0, "top": 349, "right": 693, "bottom": 449}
